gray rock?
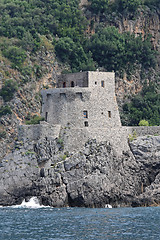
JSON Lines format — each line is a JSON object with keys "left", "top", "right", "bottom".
{"left": 0, "top": 135, "right": 160, "bottom": 207}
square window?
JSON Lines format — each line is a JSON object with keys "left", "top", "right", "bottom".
{"left": 84, "top": 121, "right": 88, "bottom": 127}
{"left": 60, "top": 93, "right": 66, "bottom": 99}
{"left": 83, "top": 111, "right": 88, "bottom": 118}
{"left": 101, "top": 81, "right": 104, "bottom": 87}
{"left": 108, "top": 111, "right": 111, "bottom": 118}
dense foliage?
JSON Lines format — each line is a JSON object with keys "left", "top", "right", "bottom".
{"left": 0, "top": 79, "right": 18, "bottom": 102}
{"left": 87, "top": 26, "right": 156, "bottom": 73}
{"left": 0, "top": 105, "right": 12, "bottom": 117}
{"left": 0, "top": 0, "right": 159, "bottom": 125}
{"left": 55, "top": 37, "right": 95, "bottom": 72}
{"left": 0, "top": 0, "right": 86, "bottom": 42}
{"left": 88, "top": 0, "right": 160, "bottom": 15}
{"left": 121, "top": 83, "right": 160, "bottom": 126}
{"left": 25, "top": 115, "right": 44, "bottom": 125}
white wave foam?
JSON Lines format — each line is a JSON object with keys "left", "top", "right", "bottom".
{"left": 12, "top": 197, "right": 50, "bottom": 209}
{"left": 105, "top": 204, "right": 112, "bottom": 208}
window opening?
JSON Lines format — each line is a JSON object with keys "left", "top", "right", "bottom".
{"left": 95, "top": 81, "right": 97, "bottom": 85}
{"left": 40, "top": 168, "right": 45, "bottom": 178}
{"left": 84, "top": 121, "right": 88, "bottom": 127}
{"left": 45, "top": 112, "right": 48, "bottom": 121}
{"left": 60, "top": 93, "right": 66, "bottom": 99}
{"left": 108, "top": 111, "right": 111, "bottom": 118}
{"left": 63, "top": 82, "right": 66, "bottom": 88}
{"left": 76, "top": 92, "right": 82, "bottom": 99}
{"left": 71, "top": 81, "right": 74, "bottom": 87}
{"left": 83, "top": 111, "right": 88, "bottom": 118}
{"left": 101, "top": 81, "right": 104, "bottom": 87}
{"left": 46, "top": 94, "right": 51, "bottom": 101}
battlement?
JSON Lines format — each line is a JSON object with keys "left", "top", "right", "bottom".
{"left": 57, "top": 71, "right": 115, "bottom": 89}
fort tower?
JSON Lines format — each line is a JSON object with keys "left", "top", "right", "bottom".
{"left": 41, "top": 71, "right": 121, "bottom": 129}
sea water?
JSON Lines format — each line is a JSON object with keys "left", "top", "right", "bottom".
{"left": 0, "top": 198, "right": 160, "bottom": 240}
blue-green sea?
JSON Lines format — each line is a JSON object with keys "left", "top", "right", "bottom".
{"left": 0, "top": 200, "right": 160, "bottom": 240}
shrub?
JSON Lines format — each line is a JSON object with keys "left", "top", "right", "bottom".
{"left": 0, "top": 79, "right": 18, "bottom": 102}
{"left": 87, "top": 26, "right": 156, "bottom": 73}
{"left": 60, "top": 154, "right": 67, "bottom": 160}
{"left": 139, "top": 119, "right": 149, "bottom": 126}
{"left": 55, "top": 37, "right": 95, "bottom": 72}
{"left": 121, "top": 83, "right": 160, "bottom": 126}
{"left": 128, "top": 131, "right": 137, "bottom": 142}
{"left": 0, "top": 105, "right": 12, "bottom": 117}
{"left": 25, "top": 115, "right": 44, "bottom": 125}
{"left": 0, "top": 130, "right": 6, "bottom": 139}
{"left": 2, "top": 46, "right": 26, "bottom": 68}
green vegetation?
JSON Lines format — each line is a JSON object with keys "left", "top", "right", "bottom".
{"left": 25, "top": 115, "right": 44, "bottom": 125}
{"left": 0, "top": 130, "right": 6, "bottom": 139}
{"left": 0, "top": 105, "right": 12, "bottom": 117}
{"left": 55, "top": 37, "right": 95, "bottom": 72}
{"left": 60, "top": 154, "right": 67, "bottom": 160}
{"left": 121, "top": 83, "right": 160, "bottom": 126}
{"left": 88, "top": 0, "right": 160, "bottom": 16}
{"left": 2, "top": 46, "right": 26, "bottom": 68}
{"left": 144, "top": 0, "right": 160, "bottom": 8}
{"left": 25, "top": 150, "right": 35, "bottom": 155}
{"left": 88, "top": 0, "right": 141, "bottom": 16}
{"left": 87, "top": 26, "right": 156, "bottom": 73}
{"left": 0, "top": 0, "right": 157, "bottom": 74}
{"left": 139, "top": 119, "right": 149, "bottom": 126}
{"left": 0, "top": 0, "right": 86, "bottom": 42}
{"left": 128, "top": 130, "right": 137, "bottom": 142}
{"left": 0, "top": 0, "right": 159, "bottom": 126}
{"left": 0, "top": 79, "right": 18, "bottom": 102}
{"left": 88, "top": 0, "right": 110, "bottom": 14}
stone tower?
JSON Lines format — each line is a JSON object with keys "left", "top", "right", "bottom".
{"left": 41, "top": 71, "right": 121, "bottom": 129}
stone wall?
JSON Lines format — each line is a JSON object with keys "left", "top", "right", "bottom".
{"left": 18, "top": 122, "right": 61, "bottom": 142}
{"left": 61, "top": 127, "right": 130, "bottom": 155}
{"left": 41, "top": 72, "right": 121, "bottom": 129}
{"left": 58, "top": 72, "right": 88, "bottom": 88}
{"left": 127, "top": 126, "right": 160, "bottom": 137}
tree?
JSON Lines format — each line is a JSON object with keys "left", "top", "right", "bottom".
{"left": 2, "top": 46, "right": 26, "bottom": 68}
{"left": 0, "top": 80, "right": 18, "bottom": 102}
{"left": 55, "top": 37, "right": 95, "bottom": 72}
{"left": 88, "top": 0, "right": 109, "bottom": 14}
{"left": 139, "top": 119, "right": 149, "bottom": 126}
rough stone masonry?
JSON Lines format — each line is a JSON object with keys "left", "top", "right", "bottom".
{"left": 0, "top": 71, "right": 160, "bottom": 207}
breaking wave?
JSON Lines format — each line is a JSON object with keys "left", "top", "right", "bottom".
{"left": 0, "top": 197, "right": 50, "bottom": 208}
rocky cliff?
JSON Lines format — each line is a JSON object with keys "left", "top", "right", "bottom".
{"left": 0, "top": 134, "right": 160, "bottom": 208}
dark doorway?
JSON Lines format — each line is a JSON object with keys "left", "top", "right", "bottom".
{"left": 84, "top": 121, "right": 88, "bottom": 127}
{"left": 45, "top": 112, "right": 48, "bottom": 121}
{"left": 63, "top": 82, "right": 66, "bottom": 88}
{"left": 71, "top": 81, "right": 74, "bottom": 87}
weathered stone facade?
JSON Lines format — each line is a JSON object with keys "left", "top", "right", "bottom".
{"left": 19, "top": 71, "right": 160, "bottom": 155}
{"left": 1, "top": 71, "right": 160, "bottom": 208}
{"left": 41, "top": 71, "right": 121, "bottom": 128}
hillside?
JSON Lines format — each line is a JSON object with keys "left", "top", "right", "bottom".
{"left": 0, "top": 0, "right": 160, "bottom": 159}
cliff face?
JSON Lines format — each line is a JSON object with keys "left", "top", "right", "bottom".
{"left": 0, "top": 134, "right": 160, "bottom": 207}
{"left": 1, "top": 4, "right": 160, "bottom": 159}
{"left": 115, "top": 8, "right": 160, "bottom": 102}
{"left": 0, "top": 2, "right": 160, "bottom": 207}
{"left": 0, "top": 47, "right": 65, "bottom": 160}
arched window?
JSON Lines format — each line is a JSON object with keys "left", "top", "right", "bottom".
{"left": 71, "top": 81, "right": 74, "bottom": 87}
{"left": 63, "top": 82, "right": 66, "bottom": 88}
